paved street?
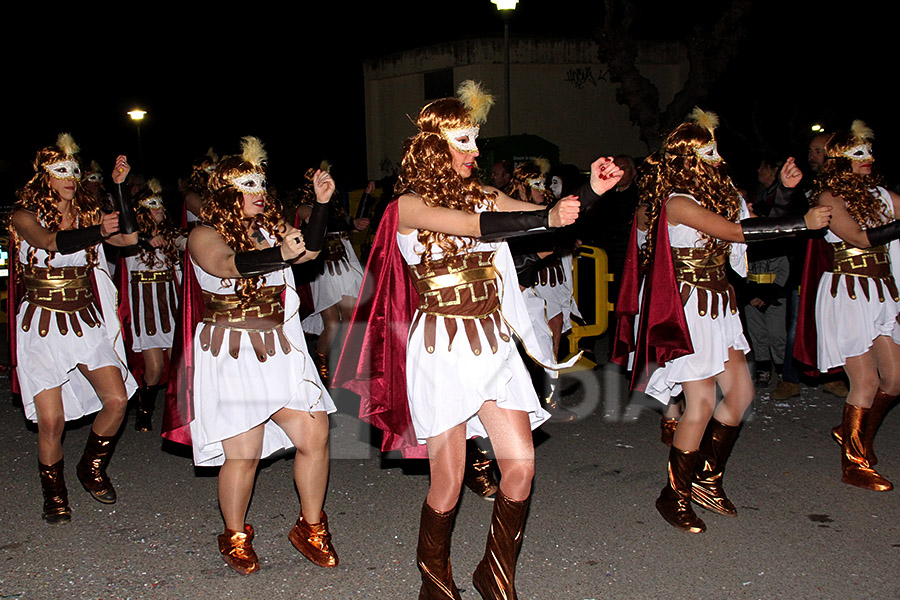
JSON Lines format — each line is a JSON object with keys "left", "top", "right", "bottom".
{"left": 1, "top": 357, "right": 899, "bottom": 599}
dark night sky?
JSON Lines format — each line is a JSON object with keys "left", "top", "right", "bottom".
{"left": 2, "top": 2, "right": 895, "bottom": 203}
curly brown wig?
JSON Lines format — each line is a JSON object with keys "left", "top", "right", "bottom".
{"left": 811, "top": 126, "right": 888, "bottom": 228}
{"left": 639, "top": 119, "right": 741, "bottom": 270}
{"left": 11, "top": 138, "right": 101, "bottom": 273}
{"left": 396, "top": 96, "right": 497, "bottom": 264}
{"left": 134, "top": 184, "right": 182, "bottom": 269}
{"left": 202, "top": 153, "right": 285, "bottom": 307}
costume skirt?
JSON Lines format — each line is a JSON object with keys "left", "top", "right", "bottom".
{"left": 645, "top": 289, "right": 749, "bottom": 404}
{"left": 301, "top": 239, "right": 364, "bottom": 335}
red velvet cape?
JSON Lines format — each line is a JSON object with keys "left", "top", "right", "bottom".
{"left": 161, "top": 250, "right": 204, "bottom": 446}
{"left": 333, "top": 200, "right": 428, "bottom": 458}
{"left": 610, "top": 203, "right": 694, "bottom": 391}
{"left": 793, "top": 236, "right": 842, "bottom": 375}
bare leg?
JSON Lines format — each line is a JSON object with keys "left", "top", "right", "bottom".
{"left": 477, "top": 401, "right": 535, "bottom": 501}
{"left": 843, "top": 349, "right": 879, "bottom": 409}
{"left": 316, "top": 304, "right": 341, "bottom": 357}
{"left": 673, "top": 378, "right": 716, "bottom": 452}
{"left": 77, "top": 365, "right": 129, "bottom": 436}
{"left": 33, "top": 387, "right": 66, "bottom": 465}
{"left": 219, "top": 425, "right": 264, "bottom": 532}
{"left": 141, "top": 348, "right": 166, "bottom": 387}
{"left": 271, "top": 408, "right": 330, "bottom": 523}
{"left": 425, "top": 423, "right": 467, "bottom": 512}
{"left": 713, "top": 348, "right": 755, "bottom": 426}
{"left": 548, "top": 313, "right": 564, "bottom": 358}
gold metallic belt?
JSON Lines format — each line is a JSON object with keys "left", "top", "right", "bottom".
{"left": 198, "top": 286, "right": 291, "bottom": 362}
{"left": 131, "top": 269, "right": 174, "bottom": 283}
{"left": 748, "top": 273, "right": 777, "bottom": 284}
{"left": 20, "top": 265, "right": 100, "bottom": 336}
{"left": 671, "top": 246, "right": 736, "bottom": 318}
{"left": 407, "top": 250, "right": 509, "bottom": 355}
{"left": 828, "top": 242, "right": 898, "bottom": 302}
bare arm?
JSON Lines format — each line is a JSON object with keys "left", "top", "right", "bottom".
{"left": 12, "top": 210, "right": 135, "bottom": 250}
{"left": 397, "top": 194, "right": 482, "bottom": 236}
{"left": 818, "top": 191, "right": 872, "bottom": 248}
{"left": 489, "top": 187, "right": 546, "bottom": 212}
{"left": 189, "top": 221, "right": 314, "bottom": 279}
{"left": 185, "top": 191, "right": 203, "bottom": 217}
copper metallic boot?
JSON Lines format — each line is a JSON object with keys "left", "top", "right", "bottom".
{"left": 39, "top": 459, "right": 71, "bottom": 524}
{"left": 660, "top": 418, "right": 678, "bottom": 447}
{"left": 691, "top": 419, "right": 739, "bottom": 516}
{"left": 417, "top": 503, "right": 462, "bottom": 600}
{"left": 840, "top": 404, "right": 893, "bottom": 491}
{"left": 76, "top": 430, "right": 118, "bottom": 503}
{"left": 218, "top": 524, "right": 260, "bottom": 575}
{"left": 656, "top": 447, "right": 706, "bottom": 533}
{"left": 289, "top": 511, "right": 338, "bottom": 567}
{"left": 314, "top": 352, "right": 330, "bottom": 386}
{"left": 135, "top": 385, "right": 159, "bottom": 432}
{"left": 472, "top": 491, "right": 530, "bottom": 600}
{"left": 831, "top": 389, "right": 898, "bottom": 466}
{"left": 464, "top": 440, "right": 499, "bottom": 500}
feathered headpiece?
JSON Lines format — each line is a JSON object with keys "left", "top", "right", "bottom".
{"left": 208, "top": 137, "right": 268, "bottom": 195}
{"left": 35, "top": 133, "right": 83, "bottom": 180}
{"left": 826, "top": 120, "right": 875, "bottom": 163}
{"left": 240, "top": 136, "right": 267, "bottom": 167}
{"left": 457, "top": 80, "right": 494, "bottom": 125}
{"left": 136, "top": 178, "right": 164, "bottom": 209}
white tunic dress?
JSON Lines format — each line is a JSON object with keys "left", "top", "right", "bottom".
{"left": 189, "top": 231, "right": 336, "bottom": 467}
{"left": 124, "top": 249, "right": 181, "bottom": 352}
{"left": 301, "top": 237, "right": 364, "bottom": 335}
{"left": 531, "top": 253, "right": 581, "bottom": 333}
{"left": 816, "top": 187, "right": 900, "bottom": 371}
{"left": 397, "top": 230, "right": 559, "bottom": 442}
{"left": 16, "top": 240, "right": 137, "bottom": 422}
{"left": 645, "top": 195, "right": 750, "bottom": 404}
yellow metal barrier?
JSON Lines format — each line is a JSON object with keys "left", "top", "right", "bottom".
{"left": 564, "top": 245, "right": 613, "bottom": 371}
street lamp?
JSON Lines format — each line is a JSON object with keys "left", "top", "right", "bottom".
{"left": 492, "top": 0, "right": 518, "bottom": 136}
{"left": 128, "top": 108, "right": 147, "bottom": 172}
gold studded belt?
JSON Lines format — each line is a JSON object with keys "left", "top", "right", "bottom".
{"left": 828, "top": 242, "right": 899, "bottom": 302}
{"left": 198, "top": 285, "right": 291, "bottom": 362}
{"left": 672, "top": 246, "right": 737, "bottom": 319}
{"left": 408, "top": 251, "right": 510, "bottom": 356}
{"left": 21, "top": 265, "right": 100, "bottom": 337}
{"left": 747, "top": 273, "right": 777, "bottom": 284}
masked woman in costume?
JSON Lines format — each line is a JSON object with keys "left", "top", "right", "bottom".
{"left": 120, "top": 179, "right": 185, "bottom": 431}
{"left": 614, "top": 109, "right": 831, "bottom": 533}
{"left": 182, "top": 137, "right": 337, "bottom": 575}
{"left": 9, "top": 134, "right": 139, "bottom": 524}
{"left": 296, "top": 163, "right": 367, "bottom": 383}
{"left": 337, "top": 81, "right": 622, "bottom": 599}
{"left": 806, "top": 121, "right": 900, "bottom": 492}
{"left": 181, "top": 148, "right": 217, "bottom": 230}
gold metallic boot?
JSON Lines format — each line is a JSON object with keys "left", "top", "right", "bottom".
{"left": 39, "top": 459, "right": 71, "bottom": 524}
{"left": 472, "top": 491, "right": 530, "bottom": 600}
{"left": 464, "top": 440, "right": 499, "bottom": 500}
{"left": 691, "top": 419, "right": 740, "bottom": 516}
{"left": 76, "top": 430, "right": 118, "bottom": 503}
{"left": 831, "top": 389, "right": 898, "bottom": 466}
{"left": 660, "top": 418, "right": 678, "bottom": 447}
{"left": 135, "top": 385, "right": 159, "bottom": 432}
{"left": 289, "top": 511, "right": 338, "bottom": 568}
{"left": 417, "top": 503, "right": 462, "bottom": 600}
{"left": 656, "top": 447, "right": 706, "bottom": 533}
{"left": 840, "top": 404, "right": 893, "bottom": 491}
{"left": 218, "top": 524, "right": 260, "bottom": 575}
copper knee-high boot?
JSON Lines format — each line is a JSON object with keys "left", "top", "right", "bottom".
{"left": 135, "top": 385, "right": 160, "bottom": 432}
{"left": 840, "top": 404, "right": 893, "bottom": 491}
{"left": 831, "top": 390, "right": 898, "bottom": 466}
{"left": 464, "top": 440, "right": 499, "bottom": 500}
{"left": 76, "top": 430, "right": 119, "bottom": 503}
{"left": 656, "top": 447, "right": 706, "bottom": 533}
{"left": 472, "top": 491, "right": 530, "bottom": 600}
{"left": 417, "top": 503, "right": 462, "bottom": 600}
{"left": 39, "top": 459, "right": 71, "bottom": 524}
{"left": 660, "top": 417, "right": 678, "bottom": 447}
{"left": 691, "top": 419, "right": 740, "bottom": 516}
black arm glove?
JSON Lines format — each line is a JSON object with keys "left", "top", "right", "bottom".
{"left": 740, "top": 216, "right": 807, "bottom": 242}
{"left": 233, "top": 246, "right": 289, "bottom": 277}
{"left": 865, "top": 220, "right": 900, "bottom": 247}
{"left": 573, "top": 181, "right": 604, "bottom": 213}
{"left": 111, "top": 182, "right": 139, "bottom": 235}
{"left": 55, "top": 225, "right": 105, "bottom": 254}
{"left": 479, "top": 209, "right": 550, "bottom": 241}
{"left": 304, "top": 202, "right": 330, "bottom": 252}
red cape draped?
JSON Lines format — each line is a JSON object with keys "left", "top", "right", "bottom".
{"left": 161, "top": 250, "right": 203, "bottom": 446}
{"left": 793, "top": 236, "right": 841, "bottom": 375}
{"left": 610, "top": 203, "right": 693, "bottom": 391}
{"left": 333, "top": 200, "right": 428, "bottom": 458}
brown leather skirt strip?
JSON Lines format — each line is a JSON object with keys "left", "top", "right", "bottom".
{"left": 131, "top": 280, "right": 142, "bottom": 337}
{"left": 157, "top": 281, "right": 171, "bottom": 334}
{"left": 143, "top": 281, "right": 157, "bottom": 335}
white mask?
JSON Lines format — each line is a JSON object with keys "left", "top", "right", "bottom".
{"left": 842, "top": 143, "right": 873, "bottom": 162}
{"left": 695, "top": 142, "right": 723, "bottom": 165}
{"left": 44, "top": 159, "right": 82, "bottom": 181}
{"left": 442, "top": 126, "right": 480, "bottom": 153}
{"left": 230, "top": 172, "right": 266, "bottom": 194}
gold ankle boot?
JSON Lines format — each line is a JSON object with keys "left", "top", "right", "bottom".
{"left": 289, "top": 511, "right": 338, "bottom": 567}
{"left": 218, "top": 524, "right": 260, "bottom": 575}
{"left": 76, "top": 430, "right": 118, "bottom": 503}
{"left": 39, "top": 459, "right": 71, "bottom": 524}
